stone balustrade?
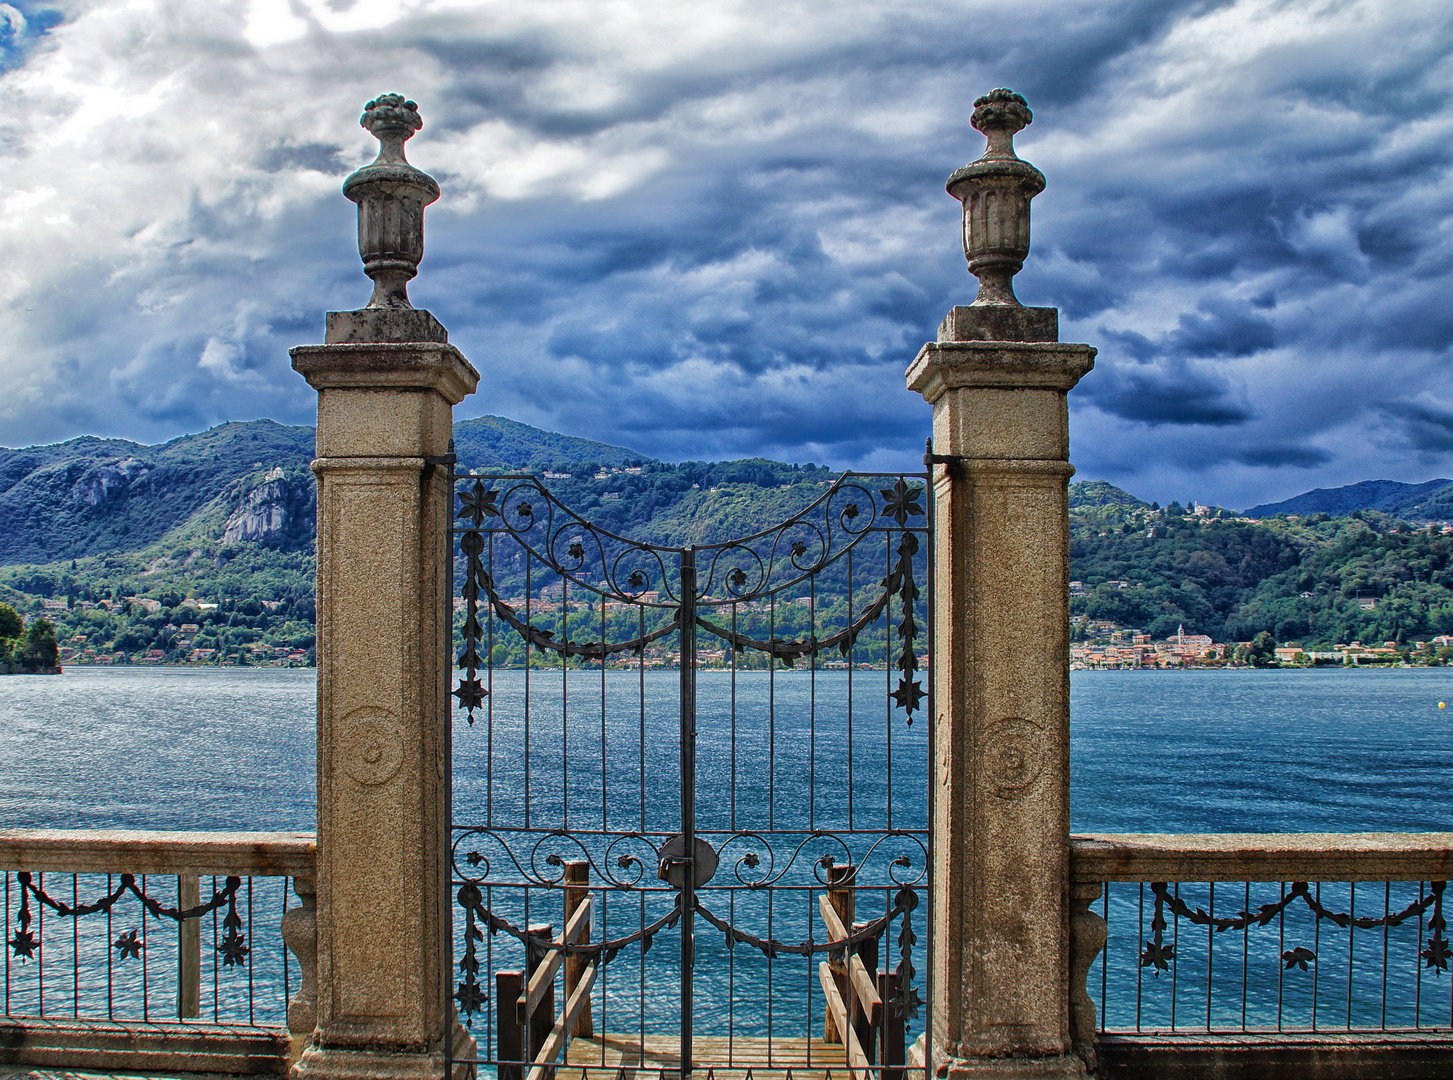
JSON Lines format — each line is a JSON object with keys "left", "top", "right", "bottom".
{"left": 1069, "top": 833, "right": 1453, "bottom": 1077}
{"left": 0, "top": 829, "right": 316, "bottom": 1076}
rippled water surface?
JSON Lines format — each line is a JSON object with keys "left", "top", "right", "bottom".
{"left": 3, "top": 665, "right": 1450, "bottom": 831}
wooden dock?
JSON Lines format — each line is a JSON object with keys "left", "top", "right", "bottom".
{"left": 547, "top": 1033, "right": 853, "bottom": 1079}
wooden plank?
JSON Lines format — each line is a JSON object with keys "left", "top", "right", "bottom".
{"left": 563, "top": 861, "right": 593, "bottom": 1039}
{"left": 819, "top": 962, "right": 871, "bottom": 1080}
{"left": 526, "top": 961, "right": 599, "bottom": 1080}
{"left": 558, "top": 1032, "right": 849, "bottom": 1078}
{"left": 851, "top": 921, "right": 879, "bottom": 1065}
{"left": 824, "top": 866, "right": 855, "bottom": 1044}
{"left": 523, "top": 898, "right": 593, "bottom": 1021}
{"left": 848, "top": 953, "right": 882, "bottom": 1029}
{"left": 818, "top": 894, "right": 848, "bottom": 943}
{"left": 523, "top": 924, "right": 555, "bottom": 1063}
{"left": 496, "top": 970, "right": 524, "bottom": 1080}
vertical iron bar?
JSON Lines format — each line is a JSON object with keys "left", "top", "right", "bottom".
{"left": 679, "top": 548, "right": 697, "bottom": 1080}
{"left": 213, "top": 877, "right": 220, "bottom": 1023}
{"left": 282, "top": 878, "right": 290, "bottom": 1023}
{"left": 1206, "top": 881, "right": 1213, "bottom": 1030}
{"left": 922, "top": 474, "right": 935, "bottom": 1071}
{"left": 488, "top": 531, "right": 495, "bottom": 828}
{"left": 601, "top": 593, "right": 607, "bottom": 831}
{"left": 1312, "top": 881, "right": 1321, "bottom": 1030}
{"left": 525, "top": 558, "right": 532, "bottom": 828}
{"left": 71, "top": 874, "right": 78, "bottom": 1018}
{"left": 1277, "top": 882, "right": 1285, "bottom": 1033}
{"left": 1416, "top": 880, "right": 1425, "bottom": 1028}
{"left": 809, "top": 570, "right": 816, "bottom": 831}
{"left": 639, "top": 604, "right": 647, "bottom": 832}
{"left": 885, "top": 531, "right": 893, "bottom": 831}
{"left": 106, "top": 873, "right": 112, "bottom": 1020}
{"left": 1242, "top": 881, "right": 1249, "bottom": 1032}
{"left": 563, "top": 574, "right": 569, "bottom": 830}
{"left": 138, "top": 874, "right": 145, "bottom": 1021}
{"left": 37, "top": 871, "right": 43, "bottom": 1019}
{"left": 248, "top": 876, "right": 255, "bottom": 1024}
{"left": 1382, "top": 881, "right": 1390, "bottom": 1030}
{"left": 769, "top": 592, "right": 776, "bottom": 830}
{"left": 1170, "top": 882, "right": 1179, "bottom": 1031}
{"left": 846, "top": 547, "right": 854, "bottom": 830}
{"left": 1100, "top": 883, "right": 1109, "bottom": 1032}
{"left": 730, "top": 602, "right": 738, "bottom": 833}
{"left": 1348, "top": 882, "right": 1355, "bottom": 1030}
{"left": 1136, "top": 882, "right": 1143, "bottom": 1032}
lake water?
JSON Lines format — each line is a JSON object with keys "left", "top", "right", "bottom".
{"left": 1, "top": 666, "right": 1450, "bottom": 1037}
{"left": 2, "top": 665, "right": 1450, "bottom": 833}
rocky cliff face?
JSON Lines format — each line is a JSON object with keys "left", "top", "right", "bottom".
{"left": 70, "top": 457, "right": 151, "bottom": 507}
{"left": 222, "top": 467, "right": 314, "bottom": 547}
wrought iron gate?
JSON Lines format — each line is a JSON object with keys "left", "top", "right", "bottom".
{"left": 447, "top": 465, "right": 932, "bottom": 1079}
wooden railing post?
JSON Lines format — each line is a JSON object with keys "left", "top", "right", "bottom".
{"left": 563, "top": 861, "right": 593, "bottom": 1039}
{"left": 879, "top": 970, "right": 905, "bottom": 1080}
{"left": 177, "top": 874, "right": 200, "bottom": 1019}
{"left": 524, "top": 923, "right": 555, "bottom": 1072}
{"left": 497, "top": 971, "right": 524, "bottom": 1080}
{"left": 825, "top": 864, "right": 855, "bottom": 1043}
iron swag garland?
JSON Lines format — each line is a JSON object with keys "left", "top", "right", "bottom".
{"left": 8, "top": 872, "right": 249, "bottom": 967}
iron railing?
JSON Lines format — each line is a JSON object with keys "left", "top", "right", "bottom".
{"left": 1071, "top": 834, "right": 1453, "bottom": 1038}
{"left": 0, "top": 829, "right": 314, "bottom": 1073}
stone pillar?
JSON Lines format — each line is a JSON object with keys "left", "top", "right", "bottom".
{"left": 290, "top": 94, "right": 480, "bottom": 1080}
{"left": 905, "top": 89, "right": 1095, "bottom": 1079}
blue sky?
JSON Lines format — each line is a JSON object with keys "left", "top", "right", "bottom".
{"left": 1, "top": 0, "right": 1452, "bottom": 510}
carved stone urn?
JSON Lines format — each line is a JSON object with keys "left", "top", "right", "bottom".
{"left": 342, "top": 94, "right": 441, "bottom": 309}
{"left": 946, "top": 88, "right": 1045, "bottom": 307}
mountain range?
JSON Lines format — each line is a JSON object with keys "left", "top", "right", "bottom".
{"left": 8, "top": 417, "right": 1453, "bottom": 653}
{"left": 6, "top": 416, "right": 1453, "bottom": 573}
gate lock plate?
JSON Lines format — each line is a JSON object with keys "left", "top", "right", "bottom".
{"left": 657, "top": 834, "right": 719, "bottom": 889}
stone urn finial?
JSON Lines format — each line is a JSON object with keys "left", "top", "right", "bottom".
{"left": 946, "top": 88, "right": 1045, "bottom": 307}
{"left": 342, "top": 94, "right": 441, "bottom": 310}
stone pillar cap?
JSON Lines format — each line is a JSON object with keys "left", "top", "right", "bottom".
{"left": 906, "top": 340, "right": 1095, "bottom": 402}
{"left": 290, "top": 341, "right": 479, "bottom": 406}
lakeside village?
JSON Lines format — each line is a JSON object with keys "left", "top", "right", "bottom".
{"left": 0, "top": 594, "right": 312, "bottom": 671}
{"left": 1073, "top": 608, "right": 1453, "bottom": 670}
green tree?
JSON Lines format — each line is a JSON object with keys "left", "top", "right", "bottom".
{"left": 21, "top": 617, "right": 58, "bottom": 672}
{"left": 1248, "top": 630, "right": 1277, "bottom": 668}
{"left": 0, "top": 603, "right": 21, "bottom": 641}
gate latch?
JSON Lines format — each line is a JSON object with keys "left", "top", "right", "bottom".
{"left": 656, "top": 834, "right": 720, "bottom": 890}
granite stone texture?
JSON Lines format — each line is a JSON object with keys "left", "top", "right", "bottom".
{"left": 909, "top": 300, "right": 1095, "bottom": 1078}
{"left": 290, "top": 319, "right": 478, "bottom": 1080}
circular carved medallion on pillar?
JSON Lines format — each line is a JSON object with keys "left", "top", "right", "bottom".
{"left": 982, "top": 717, "right": 1045, "bottom": 800}
{"left": 339, "top": 706, "right": 405, "bottom": 786}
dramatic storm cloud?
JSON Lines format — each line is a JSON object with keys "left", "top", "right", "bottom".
{"left": 1, "top": 0, "right": 1452, "bottom": 508}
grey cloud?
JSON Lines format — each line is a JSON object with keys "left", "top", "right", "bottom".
{"left": 1080, "top": 355, "right": 1255, "bottom": 427}
{"left": 1234, "top": 445, "right": 1334, "bottom": 469}
{"left": 5, "top": 0, "right": 1453, "bottom": 511}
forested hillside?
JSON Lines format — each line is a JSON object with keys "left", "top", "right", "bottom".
{"left": 1070, "top": 495, "right": 1453, "bottom": 646}
{"left": 8, "top": 415, "right": 1453, "bottom": 663}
